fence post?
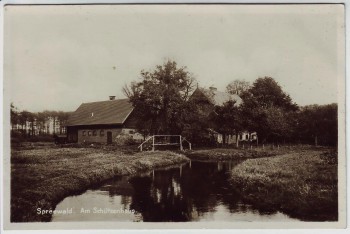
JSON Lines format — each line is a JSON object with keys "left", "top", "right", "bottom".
{"left": 180, "top": 135, "right": 183, "bottom": 151}
{"left": 152, "top": 136, "right": 155, "bottom": 151}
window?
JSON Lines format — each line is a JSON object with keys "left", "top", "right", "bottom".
{"left": 88, "top": 131, "right": 92, "bottom": 136}
{"left": 83, "top": 131, "right": 86, "bottom": 136}
{"left": 100, "top": 130, "right": 105, "bottom": 136}
{"left": 246, "top": 134, "right": 249, "bottom": 140}
{"left": 93, "top": 130, "right": 97, "bottom": 136}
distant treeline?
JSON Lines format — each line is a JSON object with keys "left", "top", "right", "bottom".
{"left": 10, "top": 103, "right": 72, "bottom": 141}
{"left": 294, "top": 104, "right": 337, "bottom": 146}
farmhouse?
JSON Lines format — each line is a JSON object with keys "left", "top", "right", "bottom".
{"left": 190, "top": 86, "right": 242, "bottom": 108}
{"left": 66, "top": 96, "right": 143, "bottom": 144}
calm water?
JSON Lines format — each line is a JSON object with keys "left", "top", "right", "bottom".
{"left": 52, "top": 161, "right": 299, "bottom": 222}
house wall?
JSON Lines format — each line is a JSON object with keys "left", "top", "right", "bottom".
{"left": 225, "top": 134, "right": 237, "bottom": 145}
{"left": 67, "top": 126, "right": 78, "bottom": 143}
{"left": 238, "top": 132, "right": 258, "bottom": 142}
{"left": 77, "top": 127, "right": 144, "bottom": 144}
{"left": 78, "top": 128, "right": 122, "bottom": 143}
{"left": 240, "top": 132, "right": 250, "bottom": 141}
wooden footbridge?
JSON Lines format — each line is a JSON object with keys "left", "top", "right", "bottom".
{"left": 138, "top": 135, "right": 192, "bottom": 151}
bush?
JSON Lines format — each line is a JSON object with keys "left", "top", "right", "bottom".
{"left": 115, "top": 132, "right": 139, "bottom": 146}
{"left": 229, "top": 150, "right": 338, "bottom": 221}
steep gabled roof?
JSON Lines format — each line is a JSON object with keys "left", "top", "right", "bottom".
{"left": 195, "top": 87, "right": 242, "bottom": 106}
{"left": 66, "top": 99, "right": 133, "bottom": 126}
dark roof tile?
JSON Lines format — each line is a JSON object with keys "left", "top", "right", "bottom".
{"left": 66, "top": 99, "right": 133, "bottom": 126}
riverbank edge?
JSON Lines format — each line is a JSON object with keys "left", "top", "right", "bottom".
{"left": 183, "top": 146, "right": 334, "bottom": 161}
{"left": 183, "top": 148, "right": 285, "bottom": 161}
{"left": 228, "top": 150, "right": 338, "bottom": 221}
{"left": 11, "top": 150, "right": 190, "bottom": 222}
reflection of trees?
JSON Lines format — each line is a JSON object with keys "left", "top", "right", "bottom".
{"left": 99, "top": 177, "right": 134, "bottom": 197}
{"left": 99, "top": 160, "right": 280, "bottom": 221}
{"left": 120, "top": 196, "right": 132, "bottom": 210}
{"left": 129, "top": 170, "right": 195, "bottom": 221}
{"left": 128, "top": 161, "right": 244, "bottom": 221}
{"left": 181, "top": 161, "right": 242, "bottom": 214}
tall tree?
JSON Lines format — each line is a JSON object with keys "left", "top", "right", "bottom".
{"left": 124, "top": 60, "right": 196, "bottom": 135}
{"left": 28, "top": 112, "right": 37, "bottom": 137}
{"left": 212, "top": 100, "right": 242, "bottom": 145}
{"left": 296, "top": 104, "right": 337, "bottom": 146}
{"left": 226, "top": 79, "right": 250, "bottom": 96}
{"left": 49, "top": 111, "right": 59, "bottom": 134}
{"left": 241, "top": 77, "right": 298, "bottom": 111}
{"left": 36, "top": 112, "right": 47, "bottom": 135}
{"left": 18, "top": 111, "right": 31, "bottom": 136}
{"left": 10, "top": 103, "right": 19, "bottom": 132}
{"left": 240, "top": 77, "right": 298, "bottom": 143}
{"left": 57, "top": 111, "right": 70, "bottom": 134}
{"left": 178, "top": 99, "right": 210, "bottom": 144}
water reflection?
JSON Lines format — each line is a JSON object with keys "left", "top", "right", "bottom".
{"left": 53, "top": 160, "right": 298, "bottom": 222}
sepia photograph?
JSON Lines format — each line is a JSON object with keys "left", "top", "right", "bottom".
{"left": 1, "top": 1, "right": 347, "bottom": 231}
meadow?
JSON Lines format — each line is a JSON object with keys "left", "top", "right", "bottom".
{"left": 229, "top": 149, "right": 338, "bottom": 221}
{"left": 11, "top": 143, "right": 189, "bottom": 222}
{"left": 183, "top": 145, "right": 316, "bottom": 161}
{"left": 10, "top": 142, "right": 338, "bottom": 222}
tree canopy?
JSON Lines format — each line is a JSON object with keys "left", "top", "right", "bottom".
{"left": 241, "top": 77, "right": 298, "bottom": 112}
{"left": 124, "top": 64, "right": 338, "bottom": 146}
{"left": 124, "top": 60, "right": 196, "bottom": 135}
{"left": 239, "top": 77, "right": 298, "bottom": 143}
{"left": 296, "top": 104, "right": 337, "bottom": 146}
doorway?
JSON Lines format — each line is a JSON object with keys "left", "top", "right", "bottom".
{"left": 107, "top": 131, "right": 112, "bottom": 144}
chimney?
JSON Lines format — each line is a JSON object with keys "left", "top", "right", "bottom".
{"left": 209, "top": 86, "right": 217, "bottom": 92}
{"left": 109, "top": 96, "right": 116, "bottom": 100}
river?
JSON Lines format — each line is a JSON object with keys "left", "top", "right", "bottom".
{"left": 52, "top": 160, "right": 299, "bottom": 222}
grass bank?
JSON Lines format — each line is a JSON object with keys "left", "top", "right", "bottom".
{"left": 184, "top": 145, "right": 332, "bottom": 161}
{"left": 184, "top": 147, "right": 283, "bottom": 161}
{"left": 229, "top": 149, "right": 338, "bottom": 221}
{"left": 11, "top": 145, "right": 189, "bottom": 222}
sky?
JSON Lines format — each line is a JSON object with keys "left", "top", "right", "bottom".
{"left": 4, "top": 4, "right": 345, "bottom": 112}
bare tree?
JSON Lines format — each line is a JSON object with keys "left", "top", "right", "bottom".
{"left": 226, "top": 79, "right": 250, "bottom": 96}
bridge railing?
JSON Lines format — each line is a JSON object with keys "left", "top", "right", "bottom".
{"left": 138, "top": 135, "right": 192, "bottom": 151}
